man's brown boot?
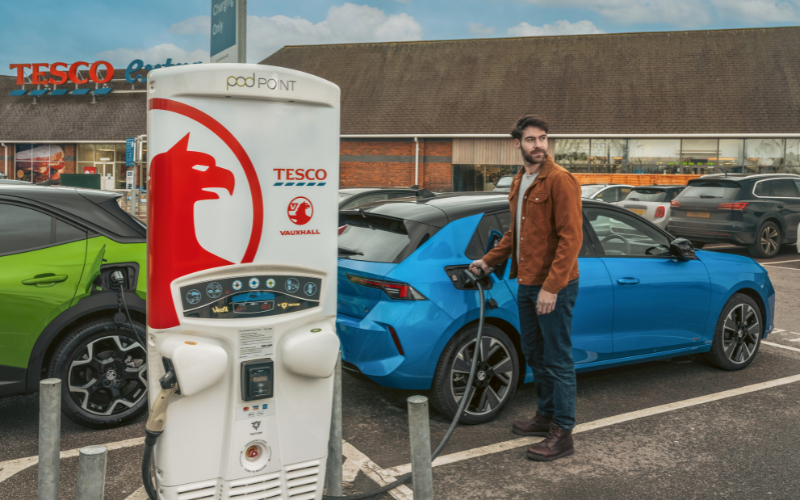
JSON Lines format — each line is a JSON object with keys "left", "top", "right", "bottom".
{"left": 525, "top": 423, "right": 574, "bottom": 461}
{"left": 512, "top": 412, "right": 552, "bottom": 437}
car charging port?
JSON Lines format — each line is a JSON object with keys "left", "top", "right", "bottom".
{"left": 445, "top": 265, "right": 494, "bottom": 291}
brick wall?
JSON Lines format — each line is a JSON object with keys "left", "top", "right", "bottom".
{"left": 340, "top": 139, "right": 453, "bottom": 191}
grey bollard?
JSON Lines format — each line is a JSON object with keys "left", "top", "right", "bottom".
{"left": 407, "top": 395, "right": 434, "bottom": 500}
{"left": 75, "top": 446, "right": 107, "bottom": 500}
{"left": 38, "top": 378, "right": 61, "bottom": 500}
{"left": 325, "top": 351, "right": 343, "bottom": 495}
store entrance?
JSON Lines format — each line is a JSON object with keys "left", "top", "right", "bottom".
{"left": 97, "top": 163, "right": 115, "bottom": 190}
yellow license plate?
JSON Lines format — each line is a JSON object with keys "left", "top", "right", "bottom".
{"left": 687, "top": 211, "right": 710, "bottom": 218}
{"left": 629, "top": 208, "right": 646, "bottom": 215}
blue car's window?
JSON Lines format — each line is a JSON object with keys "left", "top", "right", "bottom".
{"left": 339, "top": 215, "right": 438, "bottom": 264}
{"left": 585, "top": 208, "right": 670, "bottom": 257}
{"left": 465, "top": 214, "right": 503, "bottom": 260}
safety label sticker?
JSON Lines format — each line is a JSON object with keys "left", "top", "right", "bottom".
{"left": 235, "top": 402, "right": 277, "bottom": 421}
{"left": 238, "top": 327, "right": 274, "bottom": 360}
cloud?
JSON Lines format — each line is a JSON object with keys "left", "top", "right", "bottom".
{"left": 521, "top": 0, "right": 713, "bottom": 27}
{"left": 468, "top": 22, "right": 496, "bottom": 35}
{"left": 709, "top": 0, "right": 800, "bottom": 23}
{"left": 247, "top": 3, "right": 423, "bottom": 61}
{"left": 167, "top": 15, "right": 211, "bottom": 35}
{"left": 96, "top": 44, "right": 209, "bottom": 66}
{"left": 507, "top": 19, "right": 604, "bottom": 36}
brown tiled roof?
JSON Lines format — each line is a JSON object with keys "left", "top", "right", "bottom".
{"left": 0, "top": 69, "right": 147, "bottom": 142}
{"left": 260, "top": 27, "right": 800, "bottom": 135}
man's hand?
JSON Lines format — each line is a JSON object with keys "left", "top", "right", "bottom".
{"left": 536, "top": 289, "right": 557, "bottom": 315}
{"left": 469, "top": 259, "right": 490, "bottom": 277}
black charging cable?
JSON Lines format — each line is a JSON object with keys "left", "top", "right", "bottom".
{"left": 110, "top": 270, "right": 146, "bottom": 346}
{"left": 323, "top": 267, "right": 491, "bottom": 500}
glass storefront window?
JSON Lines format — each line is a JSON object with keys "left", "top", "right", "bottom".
{"left": 718, "top": 139, "right": 744, "bottom": 173}
{"left": 78, "top": 144, "right": 94, "bottom": 162}
{"left": 784, "top": 139, "right": 800, "bottom": 170}
{"left": 555, "top": 139, "right": 590, "bottom": 169}
{"left": 628, "top": 139, "right": 680, "bottom": 174}
{"left": 745, "top": 139, "right": 784, "bottom": 168}
{"left": 680, "top": 139, "right": 718, "bottom": 175}
{"left": 94, "top": 144, "right": 116, "bottom": 162}
{"left": 452, "top": 165, "right": 520, "bottom": 192}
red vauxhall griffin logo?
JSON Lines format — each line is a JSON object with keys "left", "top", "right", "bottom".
{"left": 288, "top": 197, "right": 313, "bottom": 225}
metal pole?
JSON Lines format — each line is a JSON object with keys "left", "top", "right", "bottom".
{"left": 237, "top": 0, "right": 247, "bottom": 63}
{"left": 38, "top": 378, "right": 61, "bottom": 500}
{"left": 407, "top": 395, "right": 434, "bottom": 500}
{"left": 325, "top": 351, "right": 343, "bottom": 495}
{"left": 75, "top": 445, "right": 107, "bottom": 500}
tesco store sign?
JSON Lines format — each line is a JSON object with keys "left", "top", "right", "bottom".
{"left": 8, "top": 59, "right": 202, "bottom": 95}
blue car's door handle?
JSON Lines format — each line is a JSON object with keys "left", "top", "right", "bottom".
{"left": 617, "top": 278, "right": 640, "bottom": 285}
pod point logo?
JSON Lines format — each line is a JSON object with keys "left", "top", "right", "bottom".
{"left": 227, "top": 73, "right": 297, "bottom": 91}
{"left": 288, "top": 197, "right": 313, "bottom": 225}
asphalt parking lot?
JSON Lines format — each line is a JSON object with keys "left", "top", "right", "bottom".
{"left": 2, "top": 244, "right": 800, "bottom": 500}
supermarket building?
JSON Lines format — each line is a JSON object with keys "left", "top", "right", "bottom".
{"left": 2, "top": 27, "right": 800, "bottom": 192}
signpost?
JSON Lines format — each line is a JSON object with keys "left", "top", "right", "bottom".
{"left": 126, "top": 138, "right": 135, "bottom": 167}
{"left": 211, "top": 0, "right": 246, "bottom": 63}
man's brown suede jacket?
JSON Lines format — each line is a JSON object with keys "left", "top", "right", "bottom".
{"left": 482, "top": 155, "right": 583, "bottom": 294}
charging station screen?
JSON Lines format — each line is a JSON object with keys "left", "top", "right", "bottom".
{"left": 179, "top": 276, "right": 321, "bottom": 319}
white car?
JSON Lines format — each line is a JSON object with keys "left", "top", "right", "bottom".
{"left": 581, "top": 183, "right": 634, "bottom": 204}
{"left": 616, "top": 185, "right": 686, "bottom": 229}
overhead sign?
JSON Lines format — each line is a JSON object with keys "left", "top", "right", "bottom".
{"left": 8, "top": 59, "right": 203, "bottom": 97}
{"left": 211, "top": 0, "right": 246, "bottom": 64}
{"left": 126, "top": 138, "right": 136, "bottom": 167}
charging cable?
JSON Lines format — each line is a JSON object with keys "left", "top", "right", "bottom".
{"left": 142, "top": 368, "right": 180, "bottom": 500}
{"left": 323, "top": 267, "right": 491, "bottom": 500}
{"left": 109, "top": 270, "right": 146, "bottom": 346}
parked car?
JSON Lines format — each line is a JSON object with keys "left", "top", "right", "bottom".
{"left": 0, "top": 185, "right": 147, "bottom": 428}
{"left": 493, "top": 176, "right": 515, "bottom": 193}
{"left": 0, "top": 178, "right": 31, "bottom": 185}
{"left": 668, "top": 174, "right": 800, "bottom": 258}
{"left": 581, "top": 183, "right": 634, "bottom": 203}
{"left": 339, "top": 187, "right": 419, "bottom": 210}
{"left": 336, "top": 192, "right": 774, "bottom": 423}
{"left": 616, "top": 185, "right": 686, "bottom": 229}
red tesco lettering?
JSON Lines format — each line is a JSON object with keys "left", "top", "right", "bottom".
{"left": 9, "top": 61, "right": 115, "bottom": 86}
{"left": 273, "top": 169, "right": 327, "bottom": 181}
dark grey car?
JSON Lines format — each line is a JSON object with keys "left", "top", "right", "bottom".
{"left": 667, "top": 174, "right": 800, "bottom": 258}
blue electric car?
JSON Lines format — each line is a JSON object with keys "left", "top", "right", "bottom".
{"left": 336, "top": 193, "right": 775, "bottom": 424}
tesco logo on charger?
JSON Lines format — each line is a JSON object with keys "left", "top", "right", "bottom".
{"left": 273, "top": 169, "right": 327, "bottom": 181}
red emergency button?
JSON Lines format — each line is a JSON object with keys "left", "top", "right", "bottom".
{"left": 246, "top": 445, "right": 260, "bottom": 459}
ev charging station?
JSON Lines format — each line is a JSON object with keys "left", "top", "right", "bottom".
{"left": 143, "top": 63, "right": 341, "bottom": 500}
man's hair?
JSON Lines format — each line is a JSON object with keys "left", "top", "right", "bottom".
{"left": 511, "top": 115, "right": 550, "bottom": 141}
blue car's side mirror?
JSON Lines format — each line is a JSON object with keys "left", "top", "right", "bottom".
{"left": 670, "top": 238, "right": 697, "bottom": 260}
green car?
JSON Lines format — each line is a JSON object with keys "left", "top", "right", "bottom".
{"left": 0, "top": 185, "right": 147, "bottom": 428}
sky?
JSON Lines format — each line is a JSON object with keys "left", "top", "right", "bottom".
{"left": 2, "top": 0, "right": 800, "bottom": 76}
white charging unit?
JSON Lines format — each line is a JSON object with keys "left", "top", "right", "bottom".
{"left": 145, "top": 63, "right": 341, "bottom": 500}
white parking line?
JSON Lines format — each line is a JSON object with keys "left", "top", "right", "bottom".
{"left": 762, "top": 258, "right": 800, "bottom": 265}
{"left": 0, "top": 437, "right": 144, "bottom": 484}
{"left": 384, "top": 371, "right": 800, "bottom": 476}
{"left": 763, "top": 341, "right": 800, "bottom": 353}
{"left": 763, "top": 265, "right": 800, "bottom": 271}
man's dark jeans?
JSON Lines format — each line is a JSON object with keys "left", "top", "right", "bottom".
{"left": 518, "top": 279, "right": 579, "bottom": 430}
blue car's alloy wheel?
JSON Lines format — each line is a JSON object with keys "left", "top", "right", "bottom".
{"left": 430, "top": 324, "right": 519, "bottom": 424}
{"left": 704, "top": 293, "right": 762, "bottom": 371}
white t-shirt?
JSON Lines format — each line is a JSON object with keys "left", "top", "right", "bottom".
{"left": 516, "top": 172, "right": 538, "bottom": 261}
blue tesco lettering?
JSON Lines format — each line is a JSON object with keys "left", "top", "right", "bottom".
{"left": 125, "top": 59, "right": 204, "bottom": 84}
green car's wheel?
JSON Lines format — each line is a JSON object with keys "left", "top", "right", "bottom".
{"left": 49, "top": 317, "right": 148, "bottom": 428}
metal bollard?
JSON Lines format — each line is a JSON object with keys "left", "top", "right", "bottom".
{"left": 325, "top": 351, "right": 343, "bottom": 495}
{"left": 75, "top": 446, "right": 107, "bottom": 500}
{"left": 407, "top": 395, "right": 434, "bottom": 500}
{"left": 38, "top": 378, "right": 61, "bottom": 500}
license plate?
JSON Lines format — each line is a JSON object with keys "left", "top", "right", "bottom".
{"left": 687, "top": 211, "right": 710, "bottom": 218}
{"left": 629, "top": 208, "right": 646, "bottom": 215}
